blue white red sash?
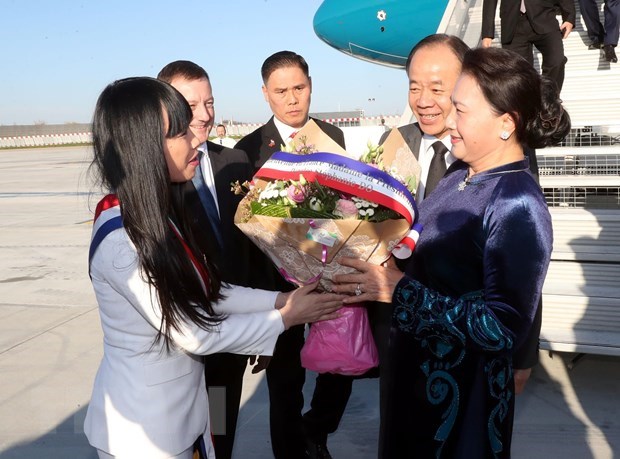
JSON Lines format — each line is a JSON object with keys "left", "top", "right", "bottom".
{"left": 256, "top": 152, "right": 422, "bottom": 258}
{"left": 89, "top": 194, "right": 123, "bottom": 268}
{"left": 89, "top": 194, "right": 210, "bottom": 290}
{"left": 168, "top": 218, "right": 211, "bottom": 293}
{"left": 257, "top": 152, "right": 417, "bottom": 224}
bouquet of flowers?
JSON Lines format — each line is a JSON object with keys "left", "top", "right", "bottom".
{"left": 233, "top": 120, "right": 422, "bottom": 292}
{"left": 234, "top": 121, "right": 421, "bottom": 375}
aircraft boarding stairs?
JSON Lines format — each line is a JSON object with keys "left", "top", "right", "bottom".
{"left": 442, "top": 0, "right": 620, "bottom": 356}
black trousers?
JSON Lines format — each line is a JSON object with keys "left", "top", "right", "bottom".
{"left": 204, "top": 353, "right": 249, "bottom": 459}
{"left": 302, "top": 374, "right": 353, "bottom": 444}
{"left": 579, "top": 0, "right": 620, "bottom": 46}
{"left": 266, "top": 324, "right": 354, "bottom": 458}
{"left": 504, "top": 13, "right": 567, "bottom": 92}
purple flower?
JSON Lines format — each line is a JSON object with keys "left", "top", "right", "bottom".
{"left": 287, "top": 184, "right": 306, "bottom": 203}
{"left": 334, "top": 199, "right": 358, "bottom": 219}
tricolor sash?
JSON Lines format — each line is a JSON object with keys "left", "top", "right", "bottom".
{"left": 89, "top": 194, "right": 123, "bottom": 270}
{"left": 256, "top": 152, "right": 422, "bottom": 258}
{"left": 89, "top": 194, "right": 210, "bottom": 289}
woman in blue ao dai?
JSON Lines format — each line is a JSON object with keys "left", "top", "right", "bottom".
{"left": 333, "top": 47, "right": 571, "bottom": 458}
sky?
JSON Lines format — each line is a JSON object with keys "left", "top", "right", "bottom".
{"left": 0, "top": 0, "right": 409, "bottom": 126}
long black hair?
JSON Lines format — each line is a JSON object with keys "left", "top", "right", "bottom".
{"left": 90, "top": 77, "right": 222, "bottom": 346}
{"left": 461, "top": 47, "right": 571, "bottom": 148}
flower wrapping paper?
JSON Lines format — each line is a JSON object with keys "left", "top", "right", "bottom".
{"left": 234, "top": 120, "right": 421, "bottom": 291}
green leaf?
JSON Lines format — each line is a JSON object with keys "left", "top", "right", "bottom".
{"left": 251, "top": 202, "right": 292, "bottom": 217}
{"left": 368, "top": 208, "right": 401, "bottom": 222}
{"left": 406, "top": 176, "right": 417, "bottom": 194}
{"left": 289, "top": 207, "right": 336, "bottom": 219}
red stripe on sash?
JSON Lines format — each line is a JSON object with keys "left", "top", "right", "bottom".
{"left": 95, "top": 194, "right": 120, "bottom": 220}
{"left": 257, "top": 167, "right": 413, "bottom": 225}
{"left": 168, "top": 219, "right": 211, "bottom": 293}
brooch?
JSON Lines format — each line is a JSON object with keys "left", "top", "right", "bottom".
{"left": 268, "top": 139, "right": 275, "bottom": 147}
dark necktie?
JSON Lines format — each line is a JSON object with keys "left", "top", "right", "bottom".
{"left": 425, "top": 141, "right": 448, "bottom": 197}
{"left": 192, "top": 155, "right": 224, "bottom": 249}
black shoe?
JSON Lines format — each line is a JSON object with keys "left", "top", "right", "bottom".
{"left": 588, "top": 38, "right": 603, "bottom": 50}
{"left": 305, "top": 439, "right": 333, "bottom": 459}
{"left": 604, "top": 44, "right": 618, "bottom": 63}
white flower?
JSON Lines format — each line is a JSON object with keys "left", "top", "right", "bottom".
{"left": 309, "top": 197, "right": 324, "bottom": 211}
{"left": 352, "top": 197, "right": 378, "bottom": 208}
{"left": 359, "top": 208, "right": 375, "bottom": 217}
{"left": 259, "top": 182, "right": 284, "bottom": 201}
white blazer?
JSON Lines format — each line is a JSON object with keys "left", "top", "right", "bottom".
{"left": 84, "top": 212, "right": 284, "bottom": 458}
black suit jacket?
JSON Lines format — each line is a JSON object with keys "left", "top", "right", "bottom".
{"left": 482, "top": 0, "right": 576, "bottom": 43}
{"left": 235, "top": 116, "right": 346, "bottom": 171}
{"left": 171, "top": 141, "right": 254, "bottom": 286}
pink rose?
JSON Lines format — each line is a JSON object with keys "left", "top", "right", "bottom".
{"left": 334, "top": 199, "right": 358, "bottom": 219}
{"left": 287, "top": 184, "right": 306, "bottom": 203}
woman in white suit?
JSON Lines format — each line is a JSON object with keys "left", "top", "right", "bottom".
{"left": 84, "top": 77, "right": 343, "bottom": 459}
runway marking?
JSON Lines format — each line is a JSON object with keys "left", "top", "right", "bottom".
{"left": 0, "top": 276, "right": 44, "bottom": 283}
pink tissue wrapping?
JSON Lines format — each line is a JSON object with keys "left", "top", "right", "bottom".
{"left": 300, "top": 303, "right": 379, "bottom": 375}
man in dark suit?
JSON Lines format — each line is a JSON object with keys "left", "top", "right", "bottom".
{"left": 377, "top": 35, "right": 541, "bottom": 425}
{"left": 579, "top": 0, "right": 619, "bottom": 62}
{"left": 158, "top": 60, "right": 255, "bottom": 459}
{"left": 235, "top": 51, "right": 347, "bottom": 459}
{"left": 235, "top": 52, "right": 344, "bottom": 171}
{"left": 481, "top": 0, "right": 576, "bottom": 92}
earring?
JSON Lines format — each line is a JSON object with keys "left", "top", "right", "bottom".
{"left": 500, "top": 131, "right": 510, "bottom": 140}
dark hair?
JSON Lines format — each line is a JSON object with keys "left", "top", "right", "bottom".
{"left": 461, "top": 47, "right": 571, "bottom": 148}
{"left": 157, "top": 60, "right": 209, "bottom": 83}
{"left": 90, "top": 77, "right": 222, "bottom": 347}
{"left": 216, "top": 124, "right": 226, "bottom": 131}
{"left": 405, "top": 34, "right": 469, "bottom": 73}
{"left": 261, "top": 50, "right": 309, "bottom": 83}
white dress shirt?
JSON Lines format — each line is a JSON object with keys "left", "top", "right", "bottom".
{"left": 215, "top": 136, "right": 236, "bottom": 148}
{"left": 273, "top": 116, "right": 309, "bottom": 145}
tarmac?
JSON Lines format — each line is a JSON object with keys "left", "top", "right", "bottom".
{"left": 0, "top": 146, "right": 618, "bottom": 459}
